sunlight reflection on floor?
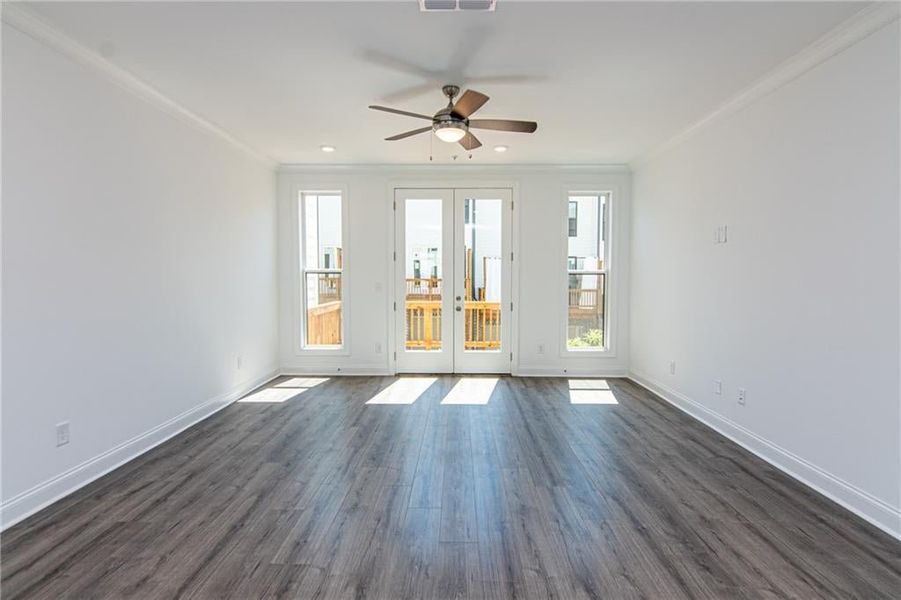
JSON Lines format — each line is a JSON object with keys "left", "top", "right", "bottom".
{"left": 441, "top": 377, "right": 498, "bottom": 405}
{"left": 238, "top": 377, "right": 329, "bottom": 403}
{"left": 568, "top": 379, "right": 618, "bottom": 405}
{"left": 366, "top": 377, "right": 437, "bottom": 405}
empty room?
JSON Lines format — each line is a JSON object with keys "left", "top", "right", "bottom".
{"left": 1, "top": 0, "right": 899, "bottom": 598}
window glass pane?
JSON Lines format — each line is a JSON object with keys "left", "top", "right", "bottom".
{"left": 404, "top": 199, "right": 443, "bottom": 351}
{"left": 464, "top": 198, "right": 502, "bottom": 352}
{"left": 567, "top": 194, "right": 607, "bottom": 350}
{"left": 568, "top": 201, "right": 578, "bottom": 237}
{"left": 305, "top": 272, "right": 342, "bottom": 346}
{"left": 304, "top": 194, "right": 342, "bottom": 269}
{"left": 567, "top": 272, "right": 604, "bottom": 349}
{"left": 567, "top": 195, "right": 604, "bottom": 269}
{"left": 300, "top": 192, "right": 343, "bottom": 348}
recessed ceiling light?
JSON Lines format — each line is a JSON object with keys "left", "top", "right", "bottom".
{"left": 320, "top": 145, "right": 336, "bottom": 153}
{"left": 494, "top": 145, "right": 509, "bottom": 153}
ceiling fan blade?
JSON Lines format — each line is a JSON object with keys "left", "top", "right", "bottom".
{"left": 369, "top": 105, "right": 434, "bottom": 121}
{"left": 468, "top": 119, "right": 538, "bottom": 133}
{"left": 381, "top": 82, "right": 445, "bottom": 104}
{"left": 451, "top": 89, "right": 489, "bottom": 119}
{"left": 385, "top": 126, "right": 432, "bottom": 141}
{"left": 459, "top": 131, "right": 482, "bottom": 151}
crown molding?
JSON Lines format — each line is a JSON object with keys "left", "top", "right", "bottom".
{"left": 630, "top": 2, "right": 901, "bottom": 169}
{"left": 2, "top": 3, "right": 278, "bottom": 170}
{"left": 277, "top": 163, "right": 632, "bottom": 173}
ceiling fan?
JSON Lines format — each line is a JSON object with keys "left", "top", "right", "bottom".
{"left": 369, "top": 85, "right": 538, "bottom": 151}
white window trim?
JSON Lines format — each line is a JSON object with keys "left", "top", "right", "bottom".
{"left": 294, "top": 185, "right": 351, "bottom": 356}
{"left": 560, "top": 188, "right": 615, "bottom": 357}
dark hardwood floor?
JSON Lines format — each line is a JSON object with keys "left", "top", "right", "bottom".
{"left": 2, "top": 376, "right": 899, "bottom": 599}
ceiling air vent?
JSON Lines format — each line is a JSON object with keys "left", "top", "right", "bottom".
{"left": 419, "top": 0, "right": 497, "bottom": 11}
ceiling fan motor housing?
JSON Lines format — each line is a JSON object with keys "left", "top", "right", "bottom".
{"left": 433, "top": 104, "right": 468, "bottom": 135}
{"left": 442, "top": 84, "right": 461, "bottom": 101}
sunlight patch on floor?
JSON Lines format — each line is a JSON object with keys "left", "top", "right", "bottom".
{"left": 274, "top": 377, "right": 330, "bottom": 389}
{"left": 441, "top": 377, "right": 498, "bottom": 405}
{"left": 568, "top": 379, "right": 618, "bottom": 405}
{"left": 239, "top": 377, "right": 329, "bottom": 403}
{"left": 366, "top": 377, "right": 437, "bottom": 405}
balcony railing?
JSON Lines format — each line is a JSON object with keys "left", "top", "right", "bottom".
{"left": 405, "top": 300, "right": 502, "bottom": 350}
{"left": 307, "top": 274, "right": 603, "bottom": 349}
{"left": 317, "top": 276, "right": 341, "bottom": 304}
{"left": 406, "top": 277, "right": 442, "bottom": 300}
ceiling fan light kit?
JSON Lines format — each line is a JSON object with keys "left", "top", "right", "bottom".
{"left": 434, "top": 122, "right": 467, "bottom": 143}
{"left": 369, "top": 83, "right": 537, "bottom": 156}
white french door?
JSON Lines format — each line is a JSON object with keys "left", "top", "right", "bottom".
{"left": 394, "top": 188, "right": 513, "bottom": 374}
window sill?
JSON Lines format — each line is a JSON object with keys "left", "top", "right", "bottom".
{"left": 559, "top": 348, "right": 617, "bottom": 359}
{"left": 295, "top": 346, "right": 350, "bottom": 357}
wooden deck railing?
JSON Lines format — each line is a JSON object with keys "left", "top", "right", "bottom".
{"left": 405, "top": 300, "right": 503, "bottom": 350}
{"left": 308, "top": 279, "right": 602, "bottom": 349}
{"left": 406, "top": 278, "right": 442, "bottom": 300}
{"left": 317, "top": 277, "right": 341, "bottom": 303}
{"left": 463, "top": 303, "right": 501, "bottom": 350}
{"left": 568, "top": 288, "right": 602, "bottom": 308}
{"left": 406, "top": 301, "right": 443, "bottom": 349}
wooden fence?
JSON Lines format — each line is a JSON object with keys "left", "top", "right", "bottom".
{"left": 307, "top": 302, "right": 342, "bottom": 346}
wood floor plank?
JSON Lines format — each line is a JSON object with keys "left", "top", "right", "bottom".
{"left": 2, "top": 375, "right": 899, "bottom": 599}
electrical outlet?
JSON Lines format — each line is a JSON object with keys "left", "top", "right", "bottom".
{"left": 738, "top": 388, "right": 746, "bottom": 406}
{"left": 56, "top": 422, "right": 70, "bottom": 447}
{"left": 537, "top": 344, "right": 545, "bottom": 355}
{"left": 236, "top": 355, "right": 243, "bottom": 370}
{"left": 714, "top": 380, "right": 722, "bottom": 395}
{"left": 669, "top": 361, "right": 676, "bottom": 375}
{"left": 375, "top": 342, "right": 382, "bottom": 354}
{"left": 713, "top": 225, "right": 729, "bottom": 244}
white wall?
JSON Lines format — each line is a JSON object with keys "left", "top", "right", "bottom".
{"left": 278, "top": 166, "right": 631, "bottom": 376}
{"left": 630, "top": 21, "right": 900, "bottom": 536}
{"left": 1, "top": 24, "right": 278, "bottom": 527}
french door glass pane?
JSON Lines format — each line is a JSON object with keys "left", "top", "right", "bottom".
{"left": 463, "top": 198, "right": 502, "bottom": 352}
{"left": 405, "top": 199, "right": 443, "bottom": 351}
{"left": 305, "top": 272, "right": 342, "bottom": 346}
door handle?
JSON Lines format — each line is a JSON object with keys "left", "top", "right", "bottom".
{"left": 455, "top": 306, "right": 462, "bottom": 312}
{"left": 456, "top": 296, "right": 461, "bottom": 301}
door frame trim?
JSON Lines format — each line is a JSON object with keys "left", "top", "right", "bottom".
{"left": 387, "top": 179, "right": 520, "bottom": 375}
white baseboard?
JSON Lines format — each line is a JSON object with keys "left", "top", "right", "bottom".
{"left": 514, "top": 367, "right": 629, "bottom": 378}
{"left": 628, "top": 370, "right": 901, "bottom": 541}
{"left": 0, "top": 368, "right": 280, "bottom": 531}
{"left": 280, "top": 366, "right": 392, "bottom": 376}
{"left": 282, "top": 368, "right": 628, "bottom": 378}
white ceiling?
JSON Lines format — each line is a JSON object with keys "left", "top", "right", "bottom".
{"left": 23, "top": 1, "right": 864, "bottom": 165}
